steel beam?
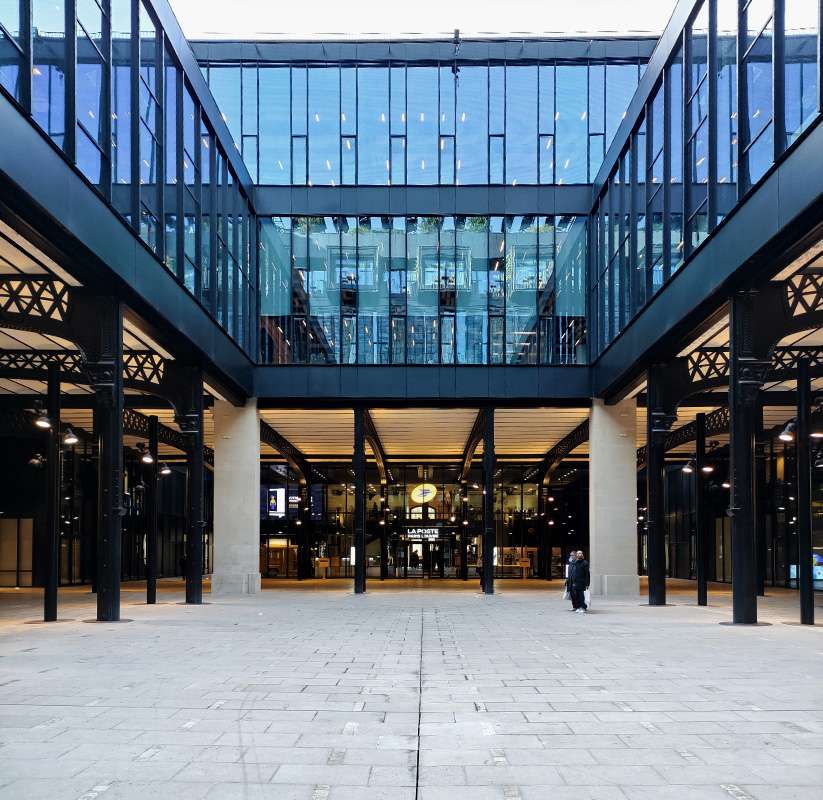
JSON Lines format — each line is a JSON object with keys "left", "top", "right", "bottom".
{"left": 796, "top": 358, "right": 815, "bottom": 625}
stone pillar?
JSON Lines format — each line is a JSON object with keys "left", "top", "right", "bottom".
{"left": 212, "top": 398, "right": 261, "bottom": 595}
{"left": 588, "top": 397, "right": 639, "bottom": 597}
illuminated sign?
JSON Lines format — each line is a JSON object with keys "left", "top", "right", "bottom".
{"left": 410, "top": 483, "right": 438, "bottom": 505}
{"left": 267, "top": 487, "right": 286, "bottom": 518}
{"left": 405, "top": 525, "right": 457, "bottom": 541}
{"left": 288, "top": 495, "right": 301, "bottom": 504}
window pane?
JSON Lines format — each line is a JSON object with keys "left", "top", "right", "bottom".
{"left": 208, "top": 66, "right": 241, "bottom": 146}
{"left": 505, "top": 65, "right": 537, "bottom": 185}
{"left": 358, "top": 217, "right": 390, "bottom": 363}
{"left": 358, "top": 67, "right": 389, "bottom": 185}
{"left": 308, "top": 216, "right": 340, "bottom": 363}
{"left": 259, "top": 67, "right": 290, "bottom": 184}
{"left": 407, "top": 67, "right": 438, "bottom": 185}
{"left": 555, "top": 65, "right": 588, "bottom": 184}
{"left": 490, "top": 136, "right": 504, "bottom": 184}
{"left": 259, "top": 216, "right": 293, "bottom": 364}
{"left": 308, "top": 67, "right": 340, "bottom": 186}
{"left": 32, "top": 0, "right": 67, "bottom": 148}
{"left": 456, "top": 65, "right": 488, "bottom": 185}
{"left": 407, "top": 216, "right": 439, "bottom": 363}
{"left": 506, "top": 216, "right": 538, "bottom": 364}
{"left": 456, "top": 216, "right": 488, "bottom": 364}
{"left": 784, "top": 0, "right": 819, "bottom": 145}
{"left": 606, "top": 62, "right": 638, "bottom": 145}
{"left": 291, "top": 66, "right": 307, "bottom": 135}
{"left": 716, "top": 0, "right": 738, "bottom": 212}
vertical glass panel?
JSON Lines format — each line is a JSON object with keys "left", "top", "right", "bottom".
{"left": 390, "top": 137, "right": 405, "bottom": 185}
{"left": 784, "top": 0, "right": 819, "bottom": 145}
{"left": 208, "top": 65, "right": 241, "bottom": 146}
{"left": 76, "top": 8, "right": 104, "bottom": 152}
{"left": 259, "top": 216, "right": 293, "bottom": 364}
{"left": 440, "top": 65, "right": 455, "bottom": 135}
{"left": 111, "top": 0, "right": 131, "bottom": 215}
{"left": 554, "top": 215, "right": 587, "bottom": 364}
{"left": 742, "top": 0, "right": 773, "bottom": 192}
{"left": 489, "top": 136, "right": 504, "bottom": 184}
{"left": 489, "top": 65, "right": 504, "bottom": 135}
{"left": 358, "top": 67, "right": 389, "bottom": 185}
{"left": 505, "top": 216, "right": 538, "bottom": 364}
{"left": 456, "top": 216, "right": 488, "bottom": 364}
{"left": 439, "top": 136, "right": 454, "bottom": 184}
{"left": 259, "top": 67, "right": 291, "bottom": 184}
{"left": 390, "top": 66, "right": 405, "bottom": 132}
{"left": 342, "top": 136, "right": 355, "bottom": 184}
{"left": 32, "top": 0, "right": 67, "bottom": 148}
{"left": 439, "top": 215, "right": 456, "bottom": 363}
{"left": 606, "top": 62, "right": 638, "bottom": 145}
{"left": 489, "top": 216, "right": 505, "bottom": 364}
{"left": 242, "top": 64, "right": 257, "bottom": 133}
{"left": 538, "top": 64, "right": 554, "bottom": 134}
{"left": 292, "top": 136, "right": 307, "bottom": 185}
{"left": 0, "top": 0, "right": 23, "bottom": 102}
{"left": 165, "top": 53, "right": 178, "bottom": 184}
{"left": 407, "top": 67, "right": 438, "bottom": 185}
{"left": 505, "top": 65, "right": 537, "bottom": 185}
{"left": 357, "top": 216, "right": 389, "bottom": 363}
{"left": 308, "top": 67, "right": 340, "bottom": 186}
{"left": 716, "top": 0, "right": 738, "bottom": 215}
{"left": 291, "top": 66, "right": 307, "bottom": 135}
{"left": 308, "top": 216, "right": 340, "bottom": 364}
{"left": 555, "top": 64, "right": 588, "bottom": 184}
{"left": 588, "top": 62, "right": 605, "bottom": 137}
{"left": 340, "top": 66, "right": 356, "bottom": 135}
{"left": 539, "top": 135, "right": 554, "bottom": 183}
{"left": 456, "top": 65, "right": 488, "bottom": 184}
{"left": 406, "top": 216, "right": 439, "bottom": 363}
{"left": 340, "top": 216, "right": 357, "bottom": 363}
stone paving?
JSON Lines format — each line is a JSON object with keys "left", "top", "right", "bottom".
{"left": 0, "top": 580, "right": 821, "bottom": 799}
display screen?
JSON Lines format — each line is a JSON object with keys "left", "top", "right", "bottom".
{"left": 267, "top": 487, "right": 286, "bottom": 517}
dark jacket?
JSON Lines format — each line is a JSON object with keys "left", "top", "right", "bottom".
{"left": 569, "top": 558, "right": 590, "bottom": 589}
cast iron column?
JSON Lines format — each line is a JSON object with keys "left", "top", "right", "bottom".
{"left": 754, "top": 403, "right": 767, "bottom": 596}
{"left": 146, "top": 415, "right": 159, "bottom": 604}
{"left": 728, "top": 292, "right": 765, "bottom": 624}
{"left": 353, "top": 407, "right": 366, "bottom": 594}
{"left": 379, "top": 486, "right": 388, "bottom": 581}
{"left": 44, "top": 364, "right": 60, "bottom": 621}
{"left": 483, "top": 407, "right": 495, "bottom": 595}
{"left": 796, "top": 357, "right": 815, "bottom": 625}
{"left": 695, "top": 412, "right": 708, "bottom": 607}
{"left": 646, "top": 407, "right": 669, "bottom": 606}
{"left": 185, "top": 396, "right": 204, "bottom": 605}
{"left": 460, "top": 481, "right": 469, "bottom": 581}
{"left": 87, "top": 302, "right": 124, "bottom": 622}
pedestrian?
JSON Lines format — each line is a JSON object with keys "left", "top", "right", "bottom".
{"left": 564, "top": 551, "right": 577, "bottom": 610}
{"left": 569, "top": 550, "right": 590, "bottom": 614}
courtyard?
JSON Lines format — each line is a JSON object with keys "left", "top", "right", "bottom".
{"left": 0, "top": 582, "right": 821, "bottom": 799}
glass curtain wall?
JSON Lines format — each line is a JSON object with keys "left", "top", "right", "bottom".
{"left": 202, "top": 60, "right": 644, "bottom": 186}
{"left": 0, "top": 0, "right": 257, "bottom": 356}
{"left": 590, "top": 0, "right": 822, "bottom": 359}
{"left": 260, "top": 215, "right": 587, "bottom": 365}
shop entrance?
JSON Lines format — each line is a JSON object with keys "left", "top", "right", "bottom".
{"left": 393, "top": 534, "right": 459, "bottom": 578}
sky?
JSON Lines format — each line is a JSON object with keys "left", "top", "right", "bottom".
{"left": 167, "top": 0, "right": 679, "bottom": 40}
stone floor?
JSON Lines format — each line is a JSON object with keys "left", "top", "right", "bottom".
{"left": 0, "top": 580, "right": 821, "bottom": 800}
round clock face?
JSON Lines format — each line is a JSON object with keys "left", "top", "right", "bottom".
{"left": 410, "top": 483, "right": 438, "bottom": 505}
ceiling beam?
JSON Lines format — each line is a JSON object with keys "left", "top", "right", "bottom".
{"left": 458, "top": 409, "right": 487, "bottom": 483}
{"left": 528, "top": 419, "right": 590, "bottom": 486}
{"left": 361, "top": 408, "right": 390, "bottom": 484}
{"left": 259, "top": 419, "right": 312, "bottom": 486}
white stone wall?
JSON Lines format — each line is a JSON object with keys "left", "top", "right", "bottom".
{"left": 588, "top": 397, "right": 639, "bottom": 597}
{"left": 211, "top": 398, "right": 262, "bottom": 594}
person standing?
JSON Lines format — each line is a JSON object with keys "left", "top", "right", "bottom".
{"left": 569, "top": 550, "right": 590, "bottom": 613}
{"left": 565, "top": 551, "right": 577, "bottom": 610}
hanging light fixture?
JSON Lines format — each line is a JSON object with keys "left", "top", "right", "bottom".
{"left": 63, "top": 428, "right": 79, "bottom": 446}
{"left": 682, "top": 460, "right": 695, "bottom": 474}
{"left": 137, "top": 443, "right": 153, "bottom": 464}
{"left": 701, "top": 463, "right": 714, "bottom": 474}
{"left": 815, "top": 455, "right": 823, "bottom": 469}
{"left": 28, "top": 453, "right": 45, "bottom": 468}
{"left": 159, "top": 462, "right": 172, "bottom": 476}
{"left": 721, "top": 481, "right": 731, "bottom": 489}
{"left": 34, "top": 411, "right": 51, "bottom": 429}
{"left": 779, "top": 420, "right": 796, "bottom": 442}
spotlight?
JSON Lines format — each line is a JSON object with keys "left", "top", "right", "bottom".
{"left": 137, "top": 443, "right": 153, "bottom": 464}
{"left": 28, "top": 453, "right": 45, "bottom": 468}
{"left": 34, "top": 412, "right": 51, "bottom": 429}
{"left": 462, "top": 519, "right": 468, "bottom": 526}
{"left": 701, "top": 464, "right": 714, "bottom": 474}
{"left": 159, "top": 462, "right": 172, "bottom": 476}
{"left": 63, "top": 428, "right": 79, "bottom": 446}
{"left": 721, "top": 481, "right": 731, "bottom": 489}
{"left": 682, "top": 460, "right": 695, "bottom": 474}
{"left": 779, "top": 420, "right": 796, "bottom": 442}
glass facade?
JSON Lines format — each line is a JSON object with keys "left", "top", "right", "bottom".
{"left": 202, "top": 60, "right": 644, "bottom": 186}
{"left": 259, "top": 214, "right": 587, "bottom": 365}
{"left": 260, "top": 462, "right": 585, "bottom": 580}
{"left": 0, "top": 0, "right": 256, "bottom": 355}
{"left": 590, "top": 0, "right": 821, "bottom": 358}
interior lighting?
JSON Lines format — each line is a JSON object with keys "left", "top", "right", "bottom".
{"left": 138, "top": 443, "right": 153, "bottom": 464}
{"left": 34, "top": 412, "right": 51, "bottom": 429}
{"left": 160, "top": 463, "right": 172, "bottom": 476}
{"left": 682, "top": 460, "right": 695, "bottom": 474}
{"left": 462, "top": 520, "right": 468, "bottom": 526}
{"left": 63, "top": 428, "right": 79, "bottom": 445}
{"left": 28, "top": 453, "right": 45, "bottom": 468}
{"left": 701, "top": 463, "right": 714, "bottom": 474}
{"left": 779, "top": 421, "right": 796, "bottom": 442}
{"left": 721, "top": 481, "right": 731, "bottom": 489}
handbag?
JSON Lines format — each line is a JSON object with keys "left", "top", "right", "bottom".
{"left": 562, "top": 588, "right": 570, "bottom": 600}
{"left": 584, "top": 588, "right": 591, "bottom": 606}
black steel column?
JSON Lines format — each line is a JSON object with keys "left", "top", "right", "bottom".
{"left": 754, "top": 403, "right": 767, "bottom": 597}
{"left": 796, "top": 358, "right": 815, "bottom": 625}
{"left": 460, "top": 482, "right": 469, "bottom": 581}
{"left": 646, "top": 406, "right": 668, "bottom": 606}
{"left": 379, "top": 486, "right": 388, "bottom": 581}
{"left": 483, "top": 407, "right": 495, "bottom": 595}
{"left": 695, "top": 412, "right": 708, "bottom": 607}
{"left": 353, "top": 407, "right": 366, "bottom": 594}
{"left": 146, "top": 415, "right": 159, "bottom": 604}
{"left": 185, "top": 396, "right": 204, "bottom": 605}
{"left": 728, "top": 293, "right": 763, "bottom": 624}
{"left": 44, "top": 364, "right": 60, "bottom": 622}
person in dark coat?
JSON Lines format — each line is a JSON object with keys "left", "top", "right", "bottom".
{"left": 569, "top": 550, "right": 590, "bottom": 613}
